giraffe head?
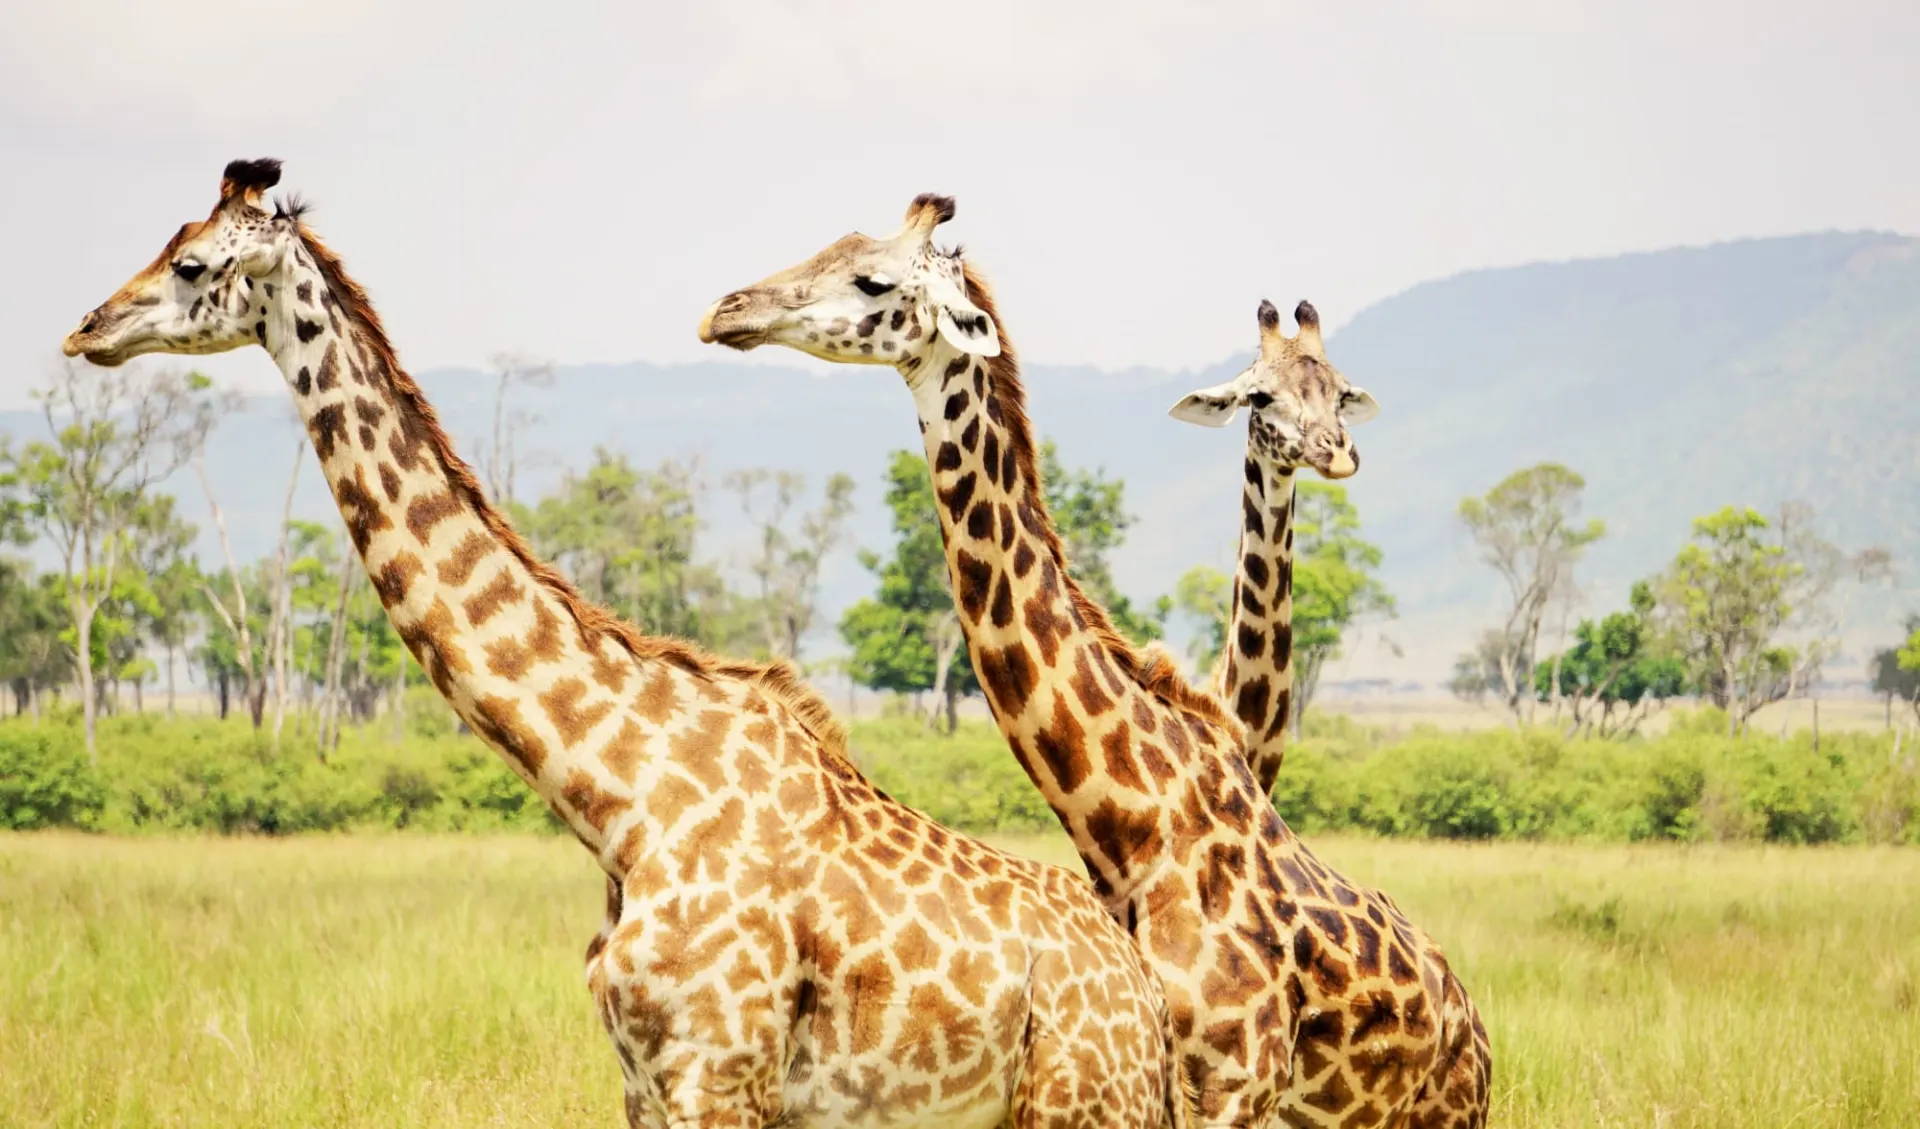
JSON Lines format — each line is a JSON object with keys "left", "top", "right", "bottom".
{"left": 697, "top": 193, "right": 1000, "bottom": 374}
{"left": 1168, "top": 299, "right": 1378, "bottom": 479}
{"left": 63, "top": 158, "right": 299, "bottom": 369}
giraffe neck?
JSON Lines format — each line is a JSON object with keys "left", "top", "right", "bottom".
{"left": 900, "top": 290, "right": 1246, "bottom": 903}
{"left": 1221, "top": 455, "right": 1297, "bottom": 795}
{"left": 257, "top": 232, "right": 745, "bottom": 869}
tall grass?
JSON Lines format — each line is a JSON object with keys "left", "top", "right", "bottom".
{"left": 2, "top": 833, "right": 1914, "bottom": 1128}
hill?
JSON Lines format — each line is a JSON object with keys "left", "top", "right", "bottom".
{"left": 5, "top": 231, "right": 1915, "bottom": 684}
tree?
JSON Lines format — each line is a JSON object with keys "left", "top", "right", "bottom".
{"left": 1287, "top": 481, "right": 1395, "bottom": 733}
{"left": 524, "top": 448, "right": 731, "bottom": 645}
{"left": 1040, "top": 441, "right": 1164, "bottom": 644}
{"left": 0, "top": 364, "right": 221, "bottom": 756}
{"left": 1456, "top": 463, "right": 1605, "bottom": 723}
{"left": 480, "top": 352, "right": 556, "bottom": 506}
{"left": 0, "top": 561, "right": 68, "bottom": 719}
{"left": 1872, "top": 615, "right": 1920, "bottom": 730}
{"left": 128, "top": 494, "right": 201, "bottom": 718}
{"left": 1171, "top": 565, "right": 1231, "bottom": 672}
{"left": 1767, "top": 501, "right": 1893, "bottom": 728}
{"left": 1533, "top": 581, "right": 1688, "bottom": 737}
{"left": 725, "top": 469, "right": 857, "bottom": 660}
{"left": 1648, "top": 506, "right": 1800, "bottom": 736}
{"left": 839, "top": 452, "right": 977, "bottom": 730}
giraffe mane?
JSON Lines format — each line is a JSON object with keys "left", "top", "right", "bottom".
{"left": 293, "top": 224, "right": 852, "bottom": 757}
{"left": 959, "top": 262, "right": 1237, "bottom": 734}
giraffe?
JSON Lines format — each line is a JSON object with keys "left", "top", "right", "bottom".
{"left": 61, "top": 160, "right": 1193, "bottom": 1129}
{"left": 1167, "top": 299, "right": 1379, "bottom": 794}
{"left": 698, "top": 196, "right": 1491, "bottom": 1129}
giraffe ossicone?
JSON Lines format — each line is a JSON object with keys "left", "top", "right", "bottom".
{"left": 701, "top": 197, "right": 1491, "bottom": 1128}
{"left": 64, "top": 160, "right": 1191, "bottom": 1129}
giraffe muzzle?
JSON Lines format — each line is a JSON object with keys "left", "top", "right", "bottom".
{"left": 697, "top": 292, "right": 767, "bottom": 350}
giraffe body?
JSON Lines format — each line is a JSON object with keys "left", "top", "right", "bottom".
{"left": 64, "top": 162, "right": 1188, "bottom": 1129}
{"left": 701, "top": 198, "right": 1490, "bottom": 1128}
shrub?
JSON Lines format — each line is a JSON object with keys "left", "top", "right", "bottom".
{"left": 0, "top": 727, "right": 104, "bottom": 830}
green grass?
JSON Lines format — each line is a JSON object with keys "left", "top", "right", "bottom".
{"left": 2, "top": 832, "right": 1916, "bottom": 1128}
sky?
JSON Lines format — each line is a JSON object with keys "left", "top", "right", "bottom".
{"left": 4, "top": 0, "right": 1918, "bottom": 406}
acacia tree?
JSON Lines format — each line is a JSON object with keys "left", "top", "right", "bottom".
{"left": 0, "top": 364, "right": 220, "bottom": 756}
{"left": 1649, "top": 507, "right": 1798, "bottom": 735}
{"left": 1768, "top": 501, "right": 1893, "bottom": 729}
{"left": 1456, "top": 463, "right": 1605, "bottom": 723}
{"left": 725, "top": 469, "right": 857, "bottom": 660}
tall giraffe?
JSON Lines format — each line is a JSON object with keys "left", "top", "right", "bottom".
{"left": 62, "top": 160, "right": 1192, "bottom": 1129}
{"left": 1168, "top": 299, "right": 1379, "bottom": 794}
{"left": 699, "top": 196, "right": 1490, "bottom": 1129}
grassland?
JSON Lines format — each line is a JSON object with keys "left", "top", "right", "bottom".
{"left": 2, "top": 832, "right": 1916, "bottom": 1128}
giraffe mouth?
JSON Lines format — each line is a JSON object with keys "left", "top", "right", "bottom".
{"left": 707, "top": 326, "right": 768, "bottom": 351}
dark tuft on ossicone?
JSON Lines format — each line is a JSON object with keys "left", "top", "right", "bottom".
{"left": 912, "top": 193, "right": 958, "bottom": 224}
{"left": 1257, "top": 300, "right": 1281, "bottom": 331}
{"left": 222, "top": 158, "right": 284, "bottom": 193}
{"left": 273, "top": 193, "right": 312, "bottom": 222}
{"left": 1294, "top": 300, "right": 1319, "bottom": 328}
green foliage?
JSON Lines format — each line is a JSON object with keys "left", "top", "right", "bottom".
{"left": 520, "top": 448, "right": 735, "bottom": 646}
{"left": 0, "top": 713, "right": 1913, "bottom": 846}
{"left": 842, "top": 443, "right": 1164, "bottom": 701}
{"left": 1648, "top": 507, "right": 1798, "bottom": 732}
{"left": 1455, "top": 462, "right": 1606, "bottom": 716}
{"left": 0, "top": 717, "right": 555, "bottom": 835}
{"left": 1534, "top": 582, "right": 1690, "bottom": 736}
{"left": 1039, "top": 440, "right": 1164, "bottom": 644}
{"left": 1289, "top": 481, "right": 1394, "bottom": 723}
{"left": 847, "top": 717, "right": 1058, "bottom": 835}
{"left": 1171, "top": 565, "right": 1231, "bottom": 671}
{"left": 839, "top": 451, "right": 976, "bottom": 697}
{"left": 0, "top": 727, "right": 104, "bottom": 829}
{"left": 1267, "top": 718, "right": 1911, "bottom": 845}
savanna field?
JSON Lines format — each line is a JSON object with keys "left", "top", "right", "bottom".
{"left": 4, "top": 713, "right": 1919, "bottom": 1127}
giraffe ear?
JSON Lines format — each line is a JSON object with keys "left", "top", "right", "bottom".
{"left": 1340, "top": 386, "right": 1380, "bottom": 425}
{"left": 1168, "top": 378, "right": 1247, "bottom": 427}
{"left": 925, "top": 270, "right": 1001, "bottom": 358}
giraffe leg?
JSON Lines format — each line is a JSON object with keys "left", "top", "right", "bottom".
{"left": 1404, "top": 971, "right": 1491, "bottom": 1129}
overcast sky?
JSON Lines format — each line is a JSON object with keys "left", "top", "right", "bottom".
{"left": 5, "top": 0, "right": 1916, "bottom": 405}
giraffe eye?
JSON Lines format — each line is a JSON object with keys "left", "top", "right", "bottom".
{"left": 1248, "top": 392, "right": 1274, "bottom": 409}
{"left": 172, "top": 260, "right": 206, "bottom": 282}
{"left": 853, "top": 275, "right": 895, "bottom": 297}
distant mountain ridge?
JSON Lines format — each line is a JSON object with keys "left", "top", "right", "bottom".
{"left": 5, "top": 231, "right": 1915, "bottom": 682}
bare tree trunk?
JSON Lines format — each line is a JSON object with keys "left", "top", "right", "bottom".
{"left": 268, "top": 440, "right": 303, "bottom": 748}
{"left": 317, "top": 553, "right": 355, "bottom": 760}
{"left": 74, "top": 602, "right": 98, "bottom": 761}
{"left": 197, "top": 454, "right": 263, "bottom": 726}
{"left": 925, "top": 611, "right": 961, "bottom": 733}
{"left": 164, "top": 640, "right": 177, "bottom": 718}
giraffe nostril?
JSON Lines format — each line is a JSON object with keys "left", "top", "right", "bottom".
{"left": 79, "top": 313, "right": 100, "bottom": 335}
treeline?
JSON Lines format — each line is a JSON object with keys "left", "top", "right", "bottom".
{"left": 0, "top": 361, "right": 869, "bottom": 761}
{"left": 1440, "top": 464, "right": 1919, "bottom": 738}
{"left": 6, "top": 710, "right": 1915, "bottom": 845}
